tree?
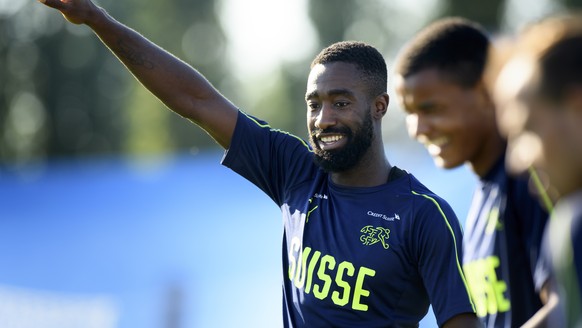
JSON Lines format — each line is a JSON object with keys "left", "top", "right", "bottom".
{"left": 0, "top": 0, "right": 228, "bottom": 168}
{"left": 440, "top": 0, "right": 506, "bottom": 30}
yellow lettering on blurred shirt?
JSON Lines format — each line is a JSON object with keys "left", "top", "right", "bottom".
{"left": 464, "top": 256, "right": 511, "bottom": 317}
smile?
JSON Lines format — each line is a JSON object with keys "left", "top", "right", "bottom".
{"left": 320, "top": 135, "right": 344, "bottom": 143}
{"left": 317, "top": 133, "right": 346, "bottom": 150}
{"left": 427, "top": 136, "right": 448, "bottom": 147}
{"left": 424, "top": 137, "right": 449, "bottom": 155}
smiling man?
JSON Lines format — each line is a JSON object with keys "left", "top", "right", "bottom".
{"left": 306, "top": 61, "right": 379, "bottom": 180}
{"left": 39, "top": 0, "right": 480, "bottom": 326}
{"left": 394, "top": 17, "right": 550, "bottom": 327}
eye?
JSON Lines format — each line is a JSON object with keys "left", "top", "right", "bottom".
{"left": 307, "top": 101, "right": 320, "bottom": 111}
{"left": 417, "top": 102, "right": 440, "bottom": 115}
{"left": 335, "top": 101, "right": 349, "bottom": 108}
{"left": 419, "top": 107, "right": 435, "bottom": 114}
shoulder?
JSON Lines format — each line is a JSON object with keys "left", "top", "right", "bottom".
{"left": 505, "top": 169, "right": 551, "bottom": 218}
{"left": 402, "top": 171, "right": 452, "bottom": 207}
{"left": 500, "top": 165, "right": 547, "bottom": 208}
{"left": 390, "top": 170, "right": 458, "bottom": 222}
{"left": 229, "top": 110, "right": 313, "bottom": 156}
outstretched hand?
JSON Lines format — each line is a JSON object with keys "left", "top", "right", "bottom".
{"left": 38, "top": 0, "right": 100, "bottom": 25}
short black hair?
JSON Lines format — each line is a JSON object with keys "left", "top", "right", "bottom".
{"left": 311, "top": 41, "right": 388, "bottom": 98}
{"left": 395, "top": 17, "right": 490, "bottom": 88}
{"left": 538, "top": 31, "right": 582, "bottom": 103}
{"left": 508, "top": 14, "right": 582, "bottom": 104}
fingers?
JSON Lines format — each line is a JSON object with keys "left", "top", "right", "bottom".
{"left": 38, "top": 0, "right": 67, "bottom": 10}
{"left": 38, "top": 0, "right": 89, "bottom": 26}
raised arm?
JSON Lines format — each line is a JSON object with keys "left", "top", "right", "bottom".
{"left": 39, "top": 0, "right": 238, "bottom": 149}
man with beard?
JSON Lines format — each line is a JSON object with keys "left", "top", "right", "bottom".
{"left": 39, "top": 0, "right": 479, "bottom": 326}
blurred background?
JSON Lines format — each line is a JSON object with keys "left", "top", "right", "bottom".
{"left": 0, "top": 0, "right": 580, "bottom": 327}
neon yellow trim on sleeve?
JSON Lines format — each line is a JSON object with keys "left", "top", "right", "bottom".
{"left": 412, "top": 190, "right": 476, "bottom": 312}
{"left": 240, "top": 111, "right": 313, "bottom": 152}
{"left": 528, "top": 166, "right": 554, "bottom": 214}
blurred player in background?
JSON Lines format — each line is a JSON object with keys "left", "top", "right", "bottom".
{"left": 38, "top": 0, "right": 480, "bottom": 326}
{"left": 394, "top": 17, "right": 550, "bottom": 327}
{"left": 491, "top": 13, "right": 582, "bottom": 327}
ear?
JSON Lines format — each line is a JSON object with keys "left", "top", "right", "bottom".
{"left": 475, "top": 79, "right": 495, "bottom": 109}
{"left": 373, "top": 93, "right": 390, "bottom": 119}
{"left": 565, "top": 86, "right": 582, "bottom": 112}
{"left": 561, "top": 87, "right": 582, "bottom": 130}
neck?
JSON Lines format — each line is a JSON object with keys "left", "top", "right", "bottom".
{"left": 470, "top": 133, "right": 506, "bottom": 178}
{"left": 330, "top": 145, "right": 392, "bottom": 187}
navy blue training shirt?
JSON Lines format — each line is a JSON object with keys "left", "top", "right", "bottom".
{"left": 222, "top": 111, "right": 475, "bottom": 327}
{"left": 463, "top": 156, "right": 549, "bottom": 327}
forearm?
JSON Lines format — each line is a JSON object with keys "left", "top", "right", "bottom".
{"left": 520, "top": 284, "right": 560, "bottom": 328}
{"left": 40, "top": 0, "right": 239, "bottom": 148}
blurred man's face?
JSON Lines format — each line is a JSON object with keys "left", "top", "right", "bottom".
{"left": 395, "top": 69, "right": 496, "bottom": 174}
{"left": 494, "top": 56, "right": 544, "bottom": 173}
{"left": 494, "top": 56, "right": 582, "bottom": 197}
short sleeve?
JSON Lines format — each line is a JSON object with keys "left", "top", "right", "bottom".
{"left": 412, "top": 192, "right": 476, "bottom": 326}
{"left": 222, "top": 110, "right": 316, "bottom": 206}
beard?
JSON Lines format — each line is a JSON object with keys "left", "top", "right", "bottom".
{"left": 310, "top": 112, "right": 374, "bottom": 173}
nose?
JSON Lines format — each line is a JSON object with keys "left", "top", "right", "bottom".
{"left": 314, "top": 104, "right": 336, "bottom": 130}
{"left": 405, "top": 113, "right": 431, "bottom": 141}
